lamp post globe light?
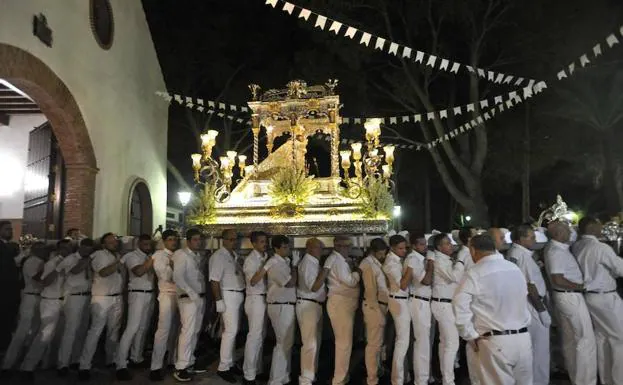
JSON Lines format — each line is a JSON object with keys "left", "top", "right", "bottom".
{"left": 178, "top": 191, "right": 192, "bottom": 232}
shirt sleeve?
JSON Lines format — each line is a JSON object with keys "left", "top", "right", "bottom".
{"left": 91, "top": 251, "right": 113, "bottom": 273}
{"left": 334, "top": 259, "right": 360, "bottom": 287}
{"left": 41, "top": 259, "right": 57, "bottom": 279}
{"left": 263, "top": 256, "right": 278, "bottom": 272}
{"left": 435, "top": 257, "right": 465, "bottom": 283}
{"left": 361, "top": 263, "right": 379, "bottom": 307}
{"left": 383, "top": 260, "right": 401, "bottom": 288}
{"left": 452, "top": 272, "right": 480, "bottom": 341}
{"left": 172, "top": 254, "right": 198, "bottom": 301}
{"left": 23, "top": 257, "right": 43, "bottom": 278}
{"left": 153, "top": 254, "right": 173, "bottom": 283}
{"left": 514, "top": 253, "right": 533, "bottom": 284}
{"left": 300, "top": 260, "right": 316, "bottom": 291}
{"left": 601, "top": 244, "right": 623, "bottom": 278}
{"left": 407, "top": 255, "right": 426, "bottom": 282}
{"left": 267, "top": 259, "right": 291, "bottom": 287}
{"left": 546, "top": 250, "right": 566, "bottom": 275}
{"left": 125, "top": 252, "right": 143, "bottom": 271}
{"left": 243, "top": 255, "right": 258, "bottom": 282}
{"left": 208, "top": 252, "right": 224, "bottom": 282}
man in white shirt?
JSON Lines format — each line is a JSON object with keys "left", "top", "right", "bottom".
{"left": 209, "top": 229, "right": 246, "bottom": 383}
{"left": 544, "top": 221, "right": 597, "bottom": 385}
{"left": 572, "top": 216, "right": 623, "bottom": 385}
{"left": 243, "top": 231, "right": 269, "bottom": 385}
{"left": 297, "top": 238, "right": 328, "bottom": 385}
{"left": 506, "top": 225, "right": 551, "bottom": 385}
{"left": 1, "top": 242, "right": 46, "bottom": 374}
{"left": 261, "top": 235, "right": 298, "bottom": 385}
{"left": 457, "top": 227, "right": 476, "bottom": 269}
{"left": 115, "top": 234, "right": 155, "bottom": 380}
{"left": 150, "top": 229, "right": 180, "bottom": 381}
{"left": 453, "top": 234, "right": 533, "bottom": 385}
{"left": 21, "top": 239, "right": 72, "bottom": 378}
{"left": 172, "top": 228, "right": 206, "bottom": 382}
{"left": 383, "top": 235, "right": 411, "bottom": 385}
{"left": 360, "top": 238, "right": 389, "bottom": 385}
{"left": 324, "top": 235, "right": 360, "bottom": 385}
{"left": 79, "top": 233, "right": 125, "bottom": 380}
{"left": 56, "top": 238, "right": 95, "bottom": 375}
{"left": 404, "top": 232, "right": 434, "bottom": 385}
{"left": 431, "top": 233, "right": 464, "bottom": 385}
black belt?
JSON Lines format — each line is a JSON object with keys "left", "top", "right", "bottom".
{"left": 297, "top": 297, "right": 325, "bottom": 305}
{"left": 105, "top": 293, "right": 122, "bottom": 297}
{"left": 482, "top": 327, "right": 528, "bottom": 337}
{"left": 42, "top": 296, "right": 64, "bottom": 300}
{"left": 554, "top": 289, "right": 584, "bottom": 293}
{"left": 378, "top": 301, "right": 388, "bottom": 306}
{"left": 248, "top": 293, "right": 266, "bottom": 296}
{"left": 389, "top": 294, "right": 408, "bottom": 300}
{"left": 70, "top": 292, "right": 91, "bottom": 296}
{"left": 225, "top": 289, "right": 245, "bottom": 293}
{"left": 586, "top": 289, "right": 617, "bottom": 294}
{"left": 179, "top": 293, "right": 206, "bottom": 299}
{"left": 411, "top": 295, "right": 431, "bottom": 302}
{"left": 23, "top": 292, "right": 40, "bottom": 296}
{"left": 129, "top": 289, "right": 154, "bottom": 293}
{"left": 268, "top": 302, "right": 296, "bottom": 305}
{"left": 431, "top": 297, "right": 452, "bottom": 303}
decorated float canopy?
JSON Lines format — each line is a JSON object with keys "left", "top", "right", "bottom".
{"left": 187, "top": 80, "right": 397, "bottom": 238}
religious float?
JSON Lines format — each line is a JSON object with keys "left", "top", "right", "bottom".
{"left": 185, "top": 80, "right": 398, "bottom": 248}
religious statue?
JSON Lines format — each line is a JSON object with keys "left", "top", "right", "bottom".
{"left": 325, "top": 79, "right": 338, "bottom": 95}
{"left": 248, "top": 84, "right": 261, "bottom": 101}
{"left": 286, "top": 80, "right": 307, "bottom": 99}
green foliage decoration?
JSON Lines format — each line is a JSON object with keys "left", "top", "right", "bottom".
{"left": 268, "top": 167, "right": 318, "bottom": 217}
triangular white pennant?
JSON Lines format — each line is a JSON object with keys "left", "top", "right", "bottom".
{"left": 580, "top": 54, "right": 590, "bottom": 67}
{"left": 503, "top": 75, "right": 513, "bottom": 84}
{"left": 186, "top": 103, "right": 194, "bottom": 108}
{"left": 476, "top": 116, "right": 484, "bottom": 124}
{"left": 444, "top": 134, "right": 449, "bottom": 141}
{"left": 494, "top": 96, "right": 503, "bottom": 104}
{"left": 477, "top": 68, "right": 486, "bottom": 78}
{"left": 402, "top": 47, "right": 412, "bottom": 58}
{"left": 197, "top": 98, "right": 204, "bottom": 105}
{"left": 236, "top": 118, "right": 243, "bottom": 123}
{"left": 174, "top": 94, "right": 182, "bottom": 102}
{"left": 593, "top": 44, "right": 602, "bottom": 57}
{"left": 487, "top": 71, "right": 495, "bottom": 81}
{"left": 354, "top": 118, "right": 361, "bottom": 124}
{"left": 527, "top": 79, "right": 535, "bottom": 89}
{"left": 523, "top": 86, "right": 533, "bottom": 98}
{"left": 466, "top": 103, "right": 475, "bottom": 112}
{"left": 459, "top": 126, "right": 465, "bottom": 133}
{"left": 505, "top": 100, "right": 513, "bottom": 108}
{"left": 620, "top": 25, "right": 623, "bottom": 37}
{"left": 266, "top": 0, "right": 278, "bottom": 7}
{"left": 389, "top": 117, "right": 397, "bottom": 124}
{"left": 484, "top": 112, "right": 491, "bottom": 120}
{"left": 606, "top": 33, "right": 619, "bottom": 48}
{"left": 208, "top": 101, "right": 215, "bottom": 107}
{"left": 439, "top": 59, "right": 449, "bottom": 71}
{"left": 426, "top": 55, "right": 437, "bottom": 67}
{"left": 298, "top": 8, "right": 311, "bottom": 20}
{"left": 197, "top": 106, "right": 204, "bottom": 112}
{"left": 227, "top": 116, "right": 234, "bottom": 120}
{"left": 342, "top": 117, "right": 350, "bottom": 124}
{"left": 413, "top": 114, "right": 421, "bottom": 122}
{"left": 345, "top": 26, "right": 357, "bottom": 39}
{"left": 282, "top": 2, "right": 294, "bottom": 14}
{"left": 499, "top": 104, "right": 504, "bottom": 113}
{"left": 374, "top": 37, "right": 386, "bottom": 50}
{"left": 465, "top": 122, "right": 471, "bottom": 130}
{"left": 557, "top": 70, "right": 567, "bottom": 80}
{"left": 315, "top": 15, "right": 327, "bottom": 30}
{"left": 514, "top": 77, "right": 524, "bottom": 86}
{"left": 427, "top": 112, "right": 435, "bottom": 121}
{"left": 453, "top": 106, "right": 462, "bottom": 115}
{"left": 231, "top": 105, "right": 237, "bottom": 111}
{"left": 568, "top": 62, "right": 575, "bottom": 75}
{"left": 241, "top": 106, "right": 248, "bottom": 112}
{"left": 450, "top": 63, "right": 460, "bottom": 73}
{"left": 219, "top": 102, "right": 226, "bottom": 110}
{"left": 450, "top": 131, "right": 455, "bottom": 138}
{"left": 479, "top": 99, "right": 489, "bottom": 109}
{"left": 329, "top": 21, "right": 342, "bottom": 34}
{"left": 509, "top": 91, "right": 517, "bottom": 99}
{"left": 402, "top": 116, "right": 410, "bottom": 123}
{"left": 439, "top": 110, "right": 448, "bottom": 119}
{"left": 415, "top": 51, "right": 425, "bottom": 63}
{"left": 490, "top": 109, "right": 496, "bottom": 117}
{"left": 494, "top": 74, "right": 504, "bottom": 84}
{"left": 388, "top": 42, "right": 399, "bottom": 55}
{"left": 360, "top": 32, "right": 372, "bottom": 46}
{"left": 466, "top": 65, "right": 475, "bottom": 73}
{"left": 217, "top": 112, "right": 225, "bottom": 117}
{"left": 380, "top": 118, "right": 386, "bottom": 124}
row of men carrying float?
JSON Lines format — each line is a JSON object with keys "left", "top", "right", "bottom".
{"left": 0, "top": 217, "right": 622, "bottom": 385}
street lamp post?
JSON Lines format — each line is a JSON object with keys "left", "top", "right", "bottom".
{"left": 178, "top": 191, "right": 191, "bottom": 233}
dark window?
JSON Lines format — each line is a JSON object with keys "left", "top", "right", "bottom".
{"left": 90, "top": 0, "right": 114, "bottom": 49}
{"left": 128, "top": 181, "right": 153, "bottom": 236}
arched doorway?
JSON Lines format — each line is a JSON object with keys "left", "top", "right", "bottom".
{"left": 128, "top": 180, "right": 153, "bottom": 236}
{"left": 0, "top": 43, "right": 98, "bottom": 236}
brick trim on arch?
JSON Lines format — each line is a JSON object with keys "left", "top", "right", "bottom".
{"left": 0, "top": 43, "right": 98, "bottom": 236}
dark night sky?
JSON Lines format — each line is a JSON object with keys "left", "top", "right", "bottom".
{"left": 141, "top": 0, "right": 623, "bottom": 230}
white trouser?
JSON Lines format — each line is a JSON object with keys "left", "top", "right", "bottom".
{"left": 218, "top": 291, "right": 244, "bottom": 372}
{"left": 175, "top": 297, "right": 205, "bottom": 370}
{"left": 297, "top": 299, "right": 324, "bottom": 385}
{"left": 431, "top": 301, "right": 459, "bottom": 385}
{"left": 362, "top": 301, "right": 387, "bottom": 385}
{"left": 21, "top": 298, "right": 63, "bottom": 371}
{"left": 389, "top": 297, "right": 411, "bottom": 385}
{"left": 116, "top": 291, "right": 155, "bottom": 368}
{"left": 58, "top": 294, "right": 90, "bottom": 368}
{"left": 585, "top": 291, "right": 623, "bottom": 385}
{"left": 2, "top": 293, "right": 40, "bottom": 370}
{"left": 527, "top": 304, "right": 550, "bottom": 385}
{"left": 244, "top": 294, "right": 266, "bottom": 380}
{"left": 553, "top": 292, "right": 597, "bottom": 385}
{"left": 151, "top": 293, "right": 179, "bottom": 371}
{"left": 408, "top": 297, "right": 431, "bottom": 385}
{"left": 327, "top": 295, "right": 359, "bottom": 385}
{"left": 79, "top": 295, "right": 123, "bottom": 370}
{"left": 466, "top": 342, "right": 481, "bottom": 385}
{"left": 267, "top": 303, "right": 296, "bottom": 385}
{"left": 477, "top": 333, "right": 533, "bottom": 385}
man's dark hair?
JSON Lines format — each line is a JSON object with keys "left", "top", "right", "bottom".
{"left": 100, "top": 232, "right": 116, "bottom": 244}
{"left": 162, "top": 229, "right": 178, "bottom": 240}
{"left": 367, "top": 238, "right": 388, "bottom": 255}
{"left": 250, "top": 231, "right": 268, "bottom": 243}
{"left": 470, "top": 234, "right": 497, "bottom": 252}
{"left": 138, "top": 234, "right": 152, "bottom": 242}
{"left": 511, "top": 224, "right": 533, "bottom": 242}
{"left": 79, "top": 238, "right": 95, "bottom": 247}
{"left": 432, "top": 233, "right": 449, "bottom": 250}
{"left": 57, "top": 239, "right": 72, "bottom": 248}
{"left": 221, "top": 229, "right": 237, "bottom": 238}
{"left": 409, "top": 231, "right": 426, "bottom": 245}
{"left": 458, "top": 227, "right": 474, "bottom": 245}
{"left": 578, "top": 216, "right": 600, "bottom": 235}
{"left": 65, "top": 228, "right": 79, "bottom": 236}
{"left": 186, "top": 228, "right": 202, "bottom": 240}
{"left": 271, "top": 235, "right": 289, "bottom": 250}
{"left": 389, "top": 234, "right": 407, "bottom": 247}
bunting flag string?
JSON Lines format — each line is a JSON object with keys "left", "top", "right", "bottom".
{"left": 155, "top": 91, "right": 252, "bottom": 125}
{"left": 264, "top": 0, "right": 539, "bottom": 87}
{"left": 340, "top": 85, "right": 542, "bottom": 126}
{"left": 421, "top": 24, "right": 623, "bottom": 150}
